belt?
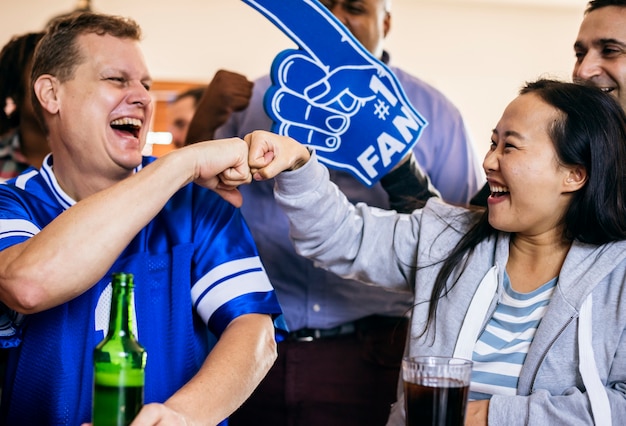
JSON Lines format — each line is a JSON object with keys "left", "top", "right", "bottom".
{"left": 287, "top": 315, "right": 408, "bottom": 342}
{"left": 288, "top": 322, "right": 356, "bottom": 342}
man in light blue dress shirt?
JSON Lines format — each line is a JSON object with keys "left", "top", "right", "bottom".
{"left": 186, "top": 1, "right": 482, "bottom": 424}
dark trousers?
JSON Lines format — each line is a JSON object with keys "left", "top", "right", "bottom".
{"left": 229, "top": 316, "right": 408, "bottom": 426}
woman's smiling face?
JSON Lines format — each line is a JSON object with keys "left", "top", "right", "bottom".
{"left": 483, "top": 92, "right": 580, "bottom": 238}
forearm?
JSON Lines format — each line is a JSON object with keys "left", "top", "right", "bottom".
{"left": 185, "top": 70, "right": 253, "bottom": 146}
{"left": 164, "top": 314, "right": 277, "bottom": 424}
{"left": 1, "top": 136, "right": 252, "bottom": 313}
{"left": 185, "top": 100, "right": 220, "bottom": 144}
{"left": 380, "top": 154, "right": 441, "bottom": 213}
{"left": 0, "top": 150, "right": 195, "bottom": 313}
{"left": 274, "top": 154, "right": 416, "bottom": 292}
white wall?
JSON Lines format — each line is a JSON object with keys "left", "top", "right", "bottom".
{"left": 1, "top": 0, "right": 588, "bottom": 157}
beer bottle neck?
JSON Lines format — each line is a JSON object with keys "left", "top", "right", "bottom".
{"left": 107, "top": 273, "right": 136, "bottom": 339}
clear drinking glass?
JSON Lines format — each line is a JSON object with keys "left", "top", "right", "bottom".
{"left": 402, "top": 356, "right": 473, "bottom": 426}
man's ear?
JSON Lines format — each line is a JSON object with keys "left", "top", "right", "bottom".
{"left": 383, "top": 11, "right": 391, "bottom": 38}
{"left": 564, "top": 165, "right": 587, "bottom": 193}
{"left": 33, "top": 74, "right": 60, "bottom": 115}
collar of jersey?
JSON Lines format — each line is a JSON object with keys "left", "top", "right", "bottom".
{"left": 40, "top": 153, "right": 144, "bottom": 210}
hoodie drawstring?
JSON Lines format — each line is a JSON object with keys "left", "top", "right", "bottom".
{"left": 578, "top": 294, "right": 612, "bottom": 425}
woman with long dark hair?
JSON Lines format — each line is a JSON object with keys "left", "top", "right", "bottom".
{"left": 245, "top": 79, "right": 626, "bottom": 425}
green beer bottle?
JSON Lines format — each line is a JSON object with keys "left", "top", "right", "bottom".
{"left": 92, "top": 272, "right": 147, "bottom": 426}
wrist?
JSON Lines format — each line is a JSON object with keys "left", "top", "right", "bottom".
{"left": 289, "top": 147, "right": 312, "bottom": 171}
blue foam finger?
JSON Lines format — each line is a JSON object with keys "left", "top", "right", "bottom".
{"left": 274, "top": 93, "right": 348, "bottom": 135}
{"left": 274, "top": 52, "right": 326, "bottom": 93}
{"left": 282, "top": 124, "right": 340, "bottom": 151}
{"left": 244, "top": 0, "right": 428, "bottom": 186}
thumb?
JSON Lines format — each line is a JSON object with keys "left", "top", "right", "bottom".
{"left": 213, "top": 187, "right": 243, "bottom": 207}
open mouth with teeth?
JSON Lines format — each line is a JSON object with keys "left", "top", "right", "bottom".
{"left": 490, "top": 185, "right": 509, "bottom": 198}
{"left": 111, "top": 117, "right": 142, "bottom": 138}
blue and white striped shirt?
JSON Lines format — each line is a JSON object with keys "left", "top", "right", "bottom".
{"left": 469, "top": 271, "right": 557, "bottom": 400}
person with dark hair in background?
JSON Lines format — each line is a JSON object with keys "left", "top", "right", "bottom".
{"left": 0, "top": 31, "right": 48, "bottom": 181}
{"left": 245, "top": 78, "right": 626, "bottom": 426}
{"left": 0, "top": 30, "right": 48, "bottom": 396}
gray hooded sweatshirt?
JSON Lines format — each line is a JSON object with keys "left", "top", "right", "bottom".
{"left": 273, "top": 155, "right": 626, "bottom": 425}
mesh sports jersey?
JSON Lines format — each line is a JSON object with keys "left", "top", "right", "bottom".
{"left": 0, "top": 155, "right": 286, "bottom": 425}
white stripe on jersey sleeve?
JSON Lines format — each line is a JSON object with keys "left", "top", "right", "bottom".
{"left": 192, "top": 257, "right": 273, "bottom": 324}
{"left": 0, "top": 219, "right": 41, "bottom": 239}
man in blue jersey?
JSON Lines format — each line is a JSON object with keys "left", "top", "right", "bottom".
{"left": 0, "top": 12, "right": 284, "bottom": 426}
